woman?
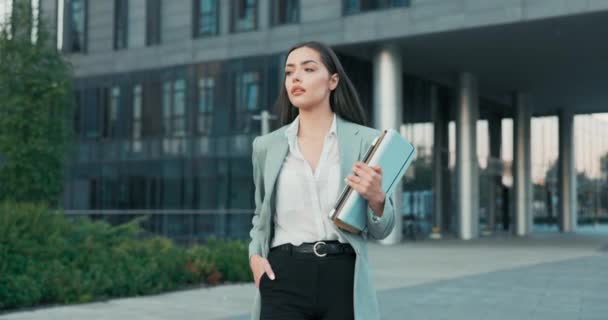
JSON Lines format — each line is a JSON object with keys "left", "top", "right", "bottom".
{"left": 248, "top": 41, "right": 396, "bottom": 320}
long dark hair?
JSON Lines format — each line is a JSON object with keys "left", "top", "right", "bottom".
{"left": 274, "top": 41, "right": 367, "bottom": 126}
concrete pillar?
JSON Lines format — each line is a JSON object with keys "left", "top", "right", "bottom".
{"left": 431, "top": 84, "right": 448, "bottom": 239}
{"left": 373, "top": 44, "right": 403, "bottom": 245}
{"left": 485, "top": 114, "right": 502, "bottom": 233}
{"left": 258, "top": 0, "right": 270, "bottom": 30}
{"left": 558, "top": 110, "right": 577, "bottom": 232}
{"left": 456, "top": 72, "right": 479, "bottom": 240}
{"left": 513, "top": 93, "right": 532, "bottom": 236}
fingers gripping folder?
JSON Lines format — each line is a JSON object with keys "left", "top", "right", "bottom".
{"left": 329, "top": 129, "right": 416, "bottom": 234}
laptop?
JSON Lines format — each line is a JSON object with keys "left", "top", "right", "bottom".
{"left": 329, "top": 129, "right": 416, "bottom": 234}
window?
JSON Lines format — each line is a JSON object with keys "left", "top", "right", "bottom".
{"left": 234, "top": 71, "right": 260, "bottom": 133}
{"left": 82, "top": 87, "right": 103, "bottom": 139}
{"left": 114, "top": 0, "right": 128, "bottom": 49}
{"left": 271, "top": 0, "right": 299, "bottom": 26}
{"left": 142, "top": 80, "right": 162, "bottom": 137}
{"left": 102, "top": 86, "right": 120, "bottom": 139}
{"left": 161, "top": 79, "right": 186, "bottom": 137}
{"left": 231, "top": 0, "right": 257, "bottom": 32}
{"left": 193, "top": 0, "right": 219, "bottom": 37}
{"left": 162, "top": 79, "right": 187, "bottom": 154}
{"left": 229, "top": 158, "right": 254, "bottom": 209}
{"left": 197, "top": 77, "right": 215, "bottom": 135}
{"left": 65, "top": 0, "right": 87, "bottom": 53}
{"left": 161, "top": 161, "right": 184, "bottom": 209}
{"left": 132, "top": 84, "right": 143, "bottom": 152}
{"left": 193, "top": 159, "right": 221, "bottom": 209}
{"left": 146, "top": 0, "right": 161, "bottom": 46}
{"left": 73, "top": 90, "right": 82, "bottom": 136}
{"left": 343, "top": 0, "right": 409, "bottom": 15}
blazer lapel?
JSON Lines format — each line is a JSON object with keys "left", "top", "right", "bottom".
{"left": 336, "top": 116, "right": 361, "bottom": 192}
{"left": 263, "top": 133, "right": 289, "bottom": 208}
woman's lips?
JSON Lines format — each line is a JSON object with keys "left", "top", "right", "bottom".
{"left": 291, "top": 86, "right": 306, "bottom": 96}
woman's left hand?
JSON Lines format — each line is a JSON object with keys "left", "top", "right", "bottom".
{"left": 346, "top": 162, "right": 386, "bottom": 217}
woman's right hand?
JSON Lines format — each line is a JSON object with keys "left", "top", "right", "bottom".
{"left": 250, "top": 255, "right": 275, "bottom": 288}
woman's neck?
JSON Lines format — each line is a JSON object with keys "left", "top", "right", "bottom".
{"left": 297, "top": 107, "right": 334, "bottom": 140}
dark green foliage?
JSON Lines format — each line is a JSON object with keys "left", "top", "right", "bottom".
{"left": 0, "top": 202, "right": 250, "bottom": 311}
{"left": 203, "top": 237, "right": 251, "bottom": 282}
{"left": 0, "top": 1, "right": 73, "bottom": 205}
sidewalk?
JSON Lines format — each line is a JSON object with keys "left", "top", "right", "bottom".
{"left": 2, "top": 232, "right": 607, "bottom": 320}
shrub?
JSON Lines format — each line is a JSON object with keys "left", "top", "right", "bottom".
{"left": 0, "top": 202, "right": 250, "bottom": 311}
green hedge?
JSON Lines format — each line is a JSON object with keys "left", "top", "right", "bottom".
{"left": 0, "top": 202, "right": 250, "bottom": 311}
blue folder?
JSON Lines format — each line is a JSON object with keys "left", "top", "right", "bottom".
{"left": 329, "top": 129, "right": 416, "bottom": 234}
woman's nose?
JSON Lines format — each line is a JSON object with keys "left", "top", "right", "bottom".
{"left": 291, "top": 70, "right": 301, "bottom": 83}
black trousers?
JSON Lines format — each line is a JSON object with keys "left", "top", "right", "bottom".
{"left": 259, "top": 243, "right": 356, "bottom": 320}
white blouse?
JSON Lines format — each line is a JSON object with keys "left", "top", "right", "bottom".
{"left": 271, "top": 113, "right": 348, "bottom": 248}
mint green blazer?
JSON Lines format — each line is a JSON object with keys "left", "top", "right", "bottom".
{"left": 248, "top": 115, "right": 396, "bottom": 320}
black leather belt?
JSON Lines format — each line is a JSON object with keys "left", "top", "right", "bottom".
{"left": 271, "top": 241, "right": 355, "bottom": 257}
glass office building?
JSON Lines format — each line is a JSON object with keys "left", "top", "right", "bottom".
{"left": 14, "top": 0, "right": 608, "bottom": 242}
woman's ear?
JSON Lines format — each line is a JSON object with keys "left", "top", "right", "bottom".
{"left": 329, "top": 73, "right": 339, "bottom": 91}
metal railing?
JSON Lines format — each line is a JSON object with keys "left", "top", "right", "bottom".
{"left": 63, "top": 209, "right": 255, "bottom": 244}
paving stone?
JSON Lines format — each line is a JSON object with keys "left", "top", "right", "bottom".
{"left": 1, "top": 233, "right": 607, "bottom": 320}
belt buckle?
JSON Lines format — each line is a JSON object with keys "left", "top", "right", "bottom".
{"left": 313, "top": 241, "right": 327, "bottom": 257}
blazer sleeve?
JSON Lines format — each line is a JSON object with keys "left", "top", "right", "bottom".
{"left": 248, "top": 137, "right": 265, "bottom": 259}
{"left": 366, "top": 194, "right": 396, "bottom": 240}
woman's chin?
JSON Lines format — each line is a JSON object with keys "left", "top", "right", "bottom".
{"left": 290, "top": 102, "right": 317, "bottom": 112}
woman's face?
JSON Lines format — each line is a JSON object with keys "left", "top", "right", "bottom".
{"left": 284, "top": 46, "right": 338, "bottom": 111}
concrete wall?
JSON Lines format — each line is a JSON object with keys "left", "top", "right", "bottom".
{"left": 61, "top": 0, "right": 608, "bottom": 77}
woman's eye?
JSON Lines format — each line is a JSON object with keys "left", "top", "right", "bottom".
{"left": 305, "top": 68, "right": 314, "bottom": 72}
{"left": 285, "top": 71, "right": 292, "bottom": 76}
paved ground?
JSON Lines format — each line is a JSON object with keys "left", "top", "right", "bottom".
{"left": 2, "top": 229, "right": 607, "bottom": 320}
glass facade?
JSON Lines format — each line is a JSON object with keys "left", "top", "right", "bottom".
{"left": 66, "top": 55, "right": 283, "bottom": 242}
{"left": 530, "top": 116, "right": 559, "bottom": 229}
{"left": 60, "top": 5, "right": 608, "bottom": 241}
{"left": 574, "top": 114, "right": 608, "bottom": 226}
{"left": 529, "top": 114, "right": 608, "bottom": 231}
{"left": 401, "top": 78, "right": 435, "bottom": 237}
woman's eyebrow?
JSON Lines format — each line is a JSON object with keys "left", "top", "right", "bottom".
{"left": 285, "top": 60, "right": 318, "bottom": 67}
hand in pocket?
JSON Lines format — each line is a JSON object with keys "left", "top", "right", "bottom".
{"left": 250, "top": 255, "right": 275, "bottom": 288}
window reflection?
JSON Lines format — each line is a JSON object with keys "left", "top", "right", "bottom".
{"left": 146, "top": 0, "right": 161, "bottom": 45}
{"left": 198, "top": 77, "right": 215, "bottom": 135}
{"left": 69, "top": 0, "right": 86, "bottom": 52}
{"left": 573, "top": 114, "right": 608, "bottom": 226}
{"left": 234, "top": 71, "right": 260, "bottom": 133}
{"left": 114, "top": 0, "right": 128, "bottom": 49}
{"left": 271, "top": 0, "right": 299, "bottom": 26}
{"left": 195, "top": 0, "right": 219, "bottom": 36}
{"left": 232, "top": 0, "right": 257, "bottom": 32}
{"left": 344, "top": 0, "right": 409, "bottom": 15}
{"left": 132, "top": 84, "right": 142, "bottom": 152}
{"left": 161, "top": 78, "right": 187, "bottom": 155}
{"left": 401, "top": 122, "right": 434, "bottom": 225}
